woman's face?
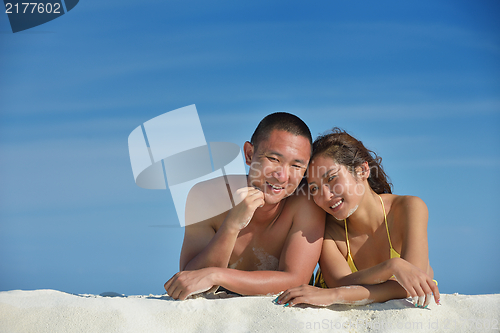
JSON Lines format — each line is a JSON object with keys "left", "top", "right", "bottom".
{"left": 307, "top": 155, "right": 366, "bottom": 220}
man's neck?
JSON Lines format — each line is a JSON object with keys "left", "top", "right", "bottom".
{"left": 252, "top": 199, "right": 285, "bottom": 227}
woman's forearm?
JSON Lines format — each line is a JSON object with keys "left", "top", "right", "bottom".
{"left": 331, "top": 258, "right": 399, "bottom": 287}
{"left": 331, "top": 281, "right": 408, "bottom": 305}
{"left": 277, "top": 280, "right": 409, "bottom": 307}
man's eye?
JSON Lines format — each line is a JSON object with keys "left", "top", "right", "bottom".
{"left": 292, "top": 164, "right": 303, "bottom": 169}
{"left": 268, "top": 157, "right": 279, "bottom": 162}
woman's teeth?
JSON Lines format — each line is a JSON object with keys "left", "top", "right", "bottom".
{"left": 330, "top": 199, "right": 343, "bottom": 209}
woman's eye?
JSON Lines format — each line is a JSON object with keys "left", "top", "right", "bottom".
{"left": 328, "top": 175, "right": 336, "bottom": 182}
{"left": 309, "top": 186, "right": 318, "bottom": 194}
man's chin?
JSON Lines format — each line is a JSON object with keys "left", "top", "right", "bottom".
{"left": 263, "top": 192, "right": 288, "bottom": 205}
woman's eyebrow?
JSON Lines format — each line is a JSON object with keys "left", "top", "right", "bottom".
{"left": 321, "top": 168, "right": 336, "bottom": 178}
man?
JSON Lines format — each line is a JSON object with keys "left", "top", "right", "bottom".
{"left": 164, "top": 112, "right": 325, "bottom": 299}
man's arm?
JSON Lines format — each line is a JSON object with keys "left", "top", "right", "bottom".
{"left": 180, "top": 182, "right": 264, "bottom": 271}
{"left": 180, "top": 219, "right": 233, "bottom": 271}
{"left": 167, "top": 193, "right": 325, "bottom": 298}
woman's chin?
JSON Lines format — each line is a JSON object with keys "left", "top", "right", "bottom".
{"left": 326, "top": 211, "right": 344, "bottom": 221}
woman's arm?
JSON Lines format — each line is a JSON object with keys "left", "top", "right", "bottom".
{"left": 276, "top": 280, "right": 431, "bottom": 307}
{"left": 311, "top": 195, "right": 439, "bottom": 305}
{"left": 317, "top": 238, "right": 438, "bottom": 306}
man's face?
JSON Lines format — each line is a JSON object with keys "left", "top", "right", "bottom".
{"left": 245, "top": 130, "right": 311, "bottom": 205}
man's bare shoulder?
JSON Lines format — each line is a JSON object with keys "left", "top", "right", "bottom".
{"left": 185, "top": 175, "right": 246, "bottom": 226}
{"left": 285, "top": 184, "right": 318, "bottom": 210}
{"left": 188, "top": 174, "right": 247, "bottom": 193}
{"left": 283, "top": 186, "right": 325, "bottom": 228}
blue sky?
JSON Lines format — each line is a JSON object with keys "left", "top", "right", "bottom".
{"left": 0, "top": 0, "right": 499, "bottom": 296}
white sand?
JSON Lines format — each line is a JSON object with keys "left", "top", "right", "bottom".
{"left": 0, "top": 289, "right": 499, "bottom": 333}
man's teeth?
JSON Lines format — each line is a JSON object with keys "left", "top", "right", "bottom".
{"left": 268, "top": 182, "right": 283, "bottom": 190}
{"left": 330, "top": 200, "right": 343, "bottom": 209}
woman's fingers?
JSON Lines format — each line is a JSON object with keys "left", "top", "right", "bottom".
{"left": 405, "top": 275, "right": 440, "bottom": 308}
{"left": 430, "top": 279, "right": 441, "bottom": 305}
{"left": 421, "top": 276, "right": 440, "bottom": 307}
{"left": 417, "top": 294, "right": 425, "bottom": 307}
{"left": 275, "top": 290, "right": 291, "bottom": 305}
{"left": 423, "top": 293, "right": 432, "bottom": 308}
{"left": 393, "top": 260, "right": 441, "bottom": 308}
{"left": 275, "top": 287, "right": 307, "bottom": 306}
{"left": 274, "top": 285, "right": 334, "bottom": 307}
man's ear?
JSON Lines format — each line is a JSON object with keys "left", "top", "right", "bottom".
{"left": 243, "top": 141, "right": 254, "bottom": 166}
{"left": 356, "top": 161, "right": 370, "bottom": 181}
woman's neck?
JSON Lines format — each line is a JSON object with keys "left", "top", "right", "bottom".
{"left": 346, "top": 190, "right": 384, "bottom": 235}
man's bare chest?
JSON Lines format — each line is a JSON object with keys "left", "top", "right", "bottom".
{"left": 228, "top": 218, "right": 291, "bottom": 271}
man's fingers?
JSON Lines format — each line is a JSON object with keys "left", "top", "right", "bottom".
{"left": 164, "top": 274, "right": 178, "bottom": 293}
{"left": 166, "top": 283, "right": 178, "bottom": 299}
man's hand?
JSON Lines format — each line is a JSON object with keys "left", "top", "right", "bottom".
{"left": 164, "top": 268, "right": 220, "bottom": 300}
{"left": 224, "top": 187, "right": 265, "bottom": 231}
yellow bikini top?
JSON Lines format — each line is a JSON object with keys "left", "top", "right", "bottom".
{"left": 345, "top": 194, "right": 400, "bottom": 273}
{"left": 314, "top": 195, "right": 437, "bottom": 288}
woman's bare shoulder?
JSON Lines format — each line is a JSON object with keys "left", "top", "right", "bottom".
{"left": 386, "top": 194, "right": 429, "bottom": 233}
{"left": 389, "top": 195, "right": 428, "bottom": 214}
{"left": 324, "top": 215, "right": 345, "bottom": 241}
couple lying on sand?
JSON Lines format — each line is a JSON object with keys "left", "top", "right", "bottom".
{"left": 164, "top": 112, "right": 440, "bottom": 308}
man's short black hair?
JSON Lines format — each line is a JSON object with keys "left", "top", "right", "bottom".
{"left": 250, "top": 112, "right": 312, "bottom": 153}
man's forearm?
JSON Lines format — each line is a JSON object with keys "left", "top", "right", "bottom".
{"left": 182, "top": 223, "right": 240, "bottom": 271}
{"left": 213, "top": 267, "right": 310, "bottom": 296}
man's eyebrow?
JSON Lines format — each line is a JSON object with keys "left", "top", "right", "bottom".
{"left": 267, "top": 151, "right": 307, "bottom": 165}
{"left": 267, "top": 151, "right": 283, "bottom": 157}
{"left": 293, "top": 158, "right": 307, "bottom": 166}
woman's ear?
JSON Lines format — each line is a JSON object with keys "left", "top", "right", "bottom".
{"left": 243, "top": 141, "right": 254, "bottom": 166}
{"left": 356, "top": 161, "right": 370, "bottom": 180}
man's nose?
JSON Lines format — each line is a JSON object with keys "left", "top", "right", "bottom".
{"left": 272, "top": 166, "right": 288, "bottom": 182}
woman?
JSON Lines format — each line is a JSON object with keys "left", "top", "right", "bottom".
{"left": 276, "top": 128, "right": 439, "bottom": 308}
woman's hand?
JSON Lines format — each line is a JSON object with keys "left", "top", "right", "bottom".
{"left": 274, "top": 284, "right": 336, "bottom": 307}
{"left": 390, "top": 258, "right": 440, "bottom": 307}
